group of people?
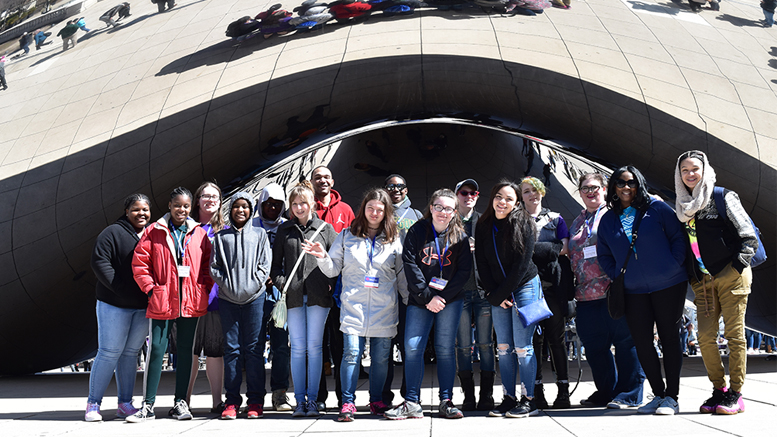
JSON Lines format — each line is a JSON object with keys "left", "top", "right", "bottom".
{"left": 85, "top": 149, "right": 759, "bottom": 423}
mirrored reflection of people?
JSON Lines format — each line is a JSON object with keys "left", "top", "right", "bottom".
{"left": 85, "top": 194, "right": 152, "bottom": 422}
{"left": 100, "top": 3, "right": 131, "bottom": 28}
{"left": 34, "top": 29, "right": 51, "bottom": 50}
{"left": 18, "top": 32, "right": 32, "bottom": 56}
{"left": 763, "top": 0, "right": 776, "bottom": 27}
{"left": 568, "top": 173, "right": 645, "bottom": 409}
{"left": 57, "top": 20, "right": 80, "bottom": 51}
{"left": 77, "top": 17, "right": 91, "bottom": 32}
{"left": 155, "top": 0, "right": 177, "bottom": 13}
{"left": 0, "top": 56, "right": 7, "bottom": 91}
{"left": 674, "top": 150, "right": 757, "bottom": 415}
{"left": 597, "top": 166, "right": 687, "bottom": 416}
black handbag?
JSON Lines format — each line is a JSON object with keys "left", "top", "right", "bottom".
{"left": 607, "top": 213, "right": 642, "bottom": 320}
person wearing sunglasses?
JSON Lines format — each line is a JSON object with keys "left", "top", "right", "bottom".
{"left": 384, "top": 189, "right": 472, "bottom": 420}
{"left": 384, "top": 174, "right": 423, "bottom": 242}
{"left": 475, "top": 180, "right": 542, "bottom": 418}
{"left": 597, "top": 166, "right": 687, "bottom": 416}
{"left": 453, "top": 179, "right": 495, "bottom": 412}
{"left": 568, "top": 173, "right": 645, "bottom": 409}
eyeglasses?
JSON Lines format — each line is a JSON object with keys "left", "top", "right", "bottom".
{"left": 385, "top": 184, "right": 407, "bottom": 191}
{"left": 458, "top": 190, "right": 479, "bottom": 197}
{"left": 580, "top": 186, "right": 601, "bottom": 194}
{"left": 200, "top": 194, "right": 220, "bottom": 201}
{"left": 431, "top": 204, "right": 455, "bottom": 214}
{"left": 615, "top": 179, "right": 638, "bottom": 189}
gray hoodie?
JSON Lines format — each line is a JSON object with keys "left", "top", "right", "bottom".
{"left": 210, "top": 192, "right": 272, "bottom": 305}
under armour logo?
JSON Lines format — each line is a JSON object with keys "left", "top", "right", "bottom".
{"left": 421, "top": 247, "right": 452, "bottom": 267}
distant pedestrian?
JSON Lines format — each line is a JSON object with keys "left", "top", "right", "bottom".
{"left": 18, "top": 32, "right": 32, "bottom": 55}
{"left": 0, "top": 55, "right": 8, "bottom": 90}
{"left": 33, "top": 29, "right": 50, "bottom": 49}
{"left": 155, "top": 0, "right": 177, "bottom": 13}
{"left": 57, "top": 20, "right": 80, "bottom": 51}
{"left": 762, "top": 0, "right": 775, "bottom": 27}
{"left": 100, "top": 3, "right": 131, "bottom": 28}
{"left": 77, "top": 17, "right": 91, "bottom": 32}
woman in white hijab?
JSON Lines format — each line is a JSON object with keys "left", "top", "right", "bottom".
{"left": 674, "top": 150, "right": 758, "bottom": 417}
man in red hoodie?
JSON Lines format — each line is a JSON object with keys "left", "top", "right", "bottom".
{"left": 311, "top": 165, "right": 354, "bottom": 411}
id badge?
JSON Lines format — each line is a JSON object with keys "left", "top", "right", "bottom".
{"left": 178, "top": 265, "right": 191, "bottom": 278}
{"left": 429, "top": 277, "right": 448, "bottom": 291}
{"left": 365, "top": 276, "right": 380, "bottom": 288}
{"left": 583, "top": 246, "right": 597, "bottom": 259}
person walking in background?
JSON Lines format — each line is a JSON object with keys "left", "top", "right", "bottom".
{"left": 85, "top": 194, "right": 152, "bottom": 422}
{"left": 77, "top": 17, "right": 91, "bottom": 32}
{"left": 454, "top": 178, "right": 495, "bottom": 412}
{"left": 100, "top": 3, "right": 131, "bottom": 28}
{"left": 303, "top": 188, "right": 407, "bottom": 421}
{"left": 0, "top": 56, "right": 7, "bottom": 90}
{"left": 272, "top": 181, "right": 338, "bottom": 418}
{"left": 674, "top": 150, "right": 757, "bottom": 415}
{"left": 210, "top": 193, "right": 272, "bottom": 420}
{"left": 155, "top": 0, "right": 177, "bottom": 13}
{"left": 568, "top": 173, "right": 645, "bottom": 409}
{"left": 18, "top": 32, "right": 32, "bottom": 55}
{"left": 384, "top": 189, "right": 472, "bottom": 420}
{"left": 597, "top": 166, "right": 687, "bottom": 416}
{"left": 475, "top": 180, "right": 542, "bottom": 418}
{"left": 127, "top": 187, "right": 213, "bottom": 423}
{"left": 57, "top": 21, "right": 80, "bottom": 51}
{"left": 33, "top": 29, "right": 51, "bottom": 49}
{"left": 763, "top": 0, "right": 776, "bottom": 27}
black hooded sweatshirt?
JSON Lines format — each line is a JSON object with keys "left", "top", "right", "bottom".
{"left": 91, "top": 216, "right": 148, "bottom": 309}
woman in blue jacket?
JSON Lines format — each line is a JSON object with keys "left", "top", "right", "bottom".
{"left": 597, "top": 166, "right": 687, "bottom": 416}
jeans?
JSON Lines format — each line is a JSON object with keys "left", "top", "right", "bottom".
{"left": 491, "top": 275, "right": 541, "bottom": 398}
{"left": 764, "top": 9, "right": 774, "bottom": 26}
{"left": 287, "top": 295, "right": 330, "bottom": 404}
{"left": 88, "top": 300, "right": 148, "bottom": 405}
{"left": 220, "top": 296, "right": 266, "bottom": 406}
{"left": 404, "top": 299, "right": 463, "bottom": 403}
{"left": 318, "top": 304, "right": 343, "bottom": 404}
{"left": 576, "top": 298, "right": 645, "bottom": 406}
{"left": 746, "top": 329, "right": 762, "bottom": 350}
{"left": 262, "top": 291, "right": 290, "bottom": 392}
{"left": 382, "top": 299, "right": 407, "bottom": 403}
{"left": 456, "top": 289, "right": 494, "bottom": 373}
{"left": 341, "top": 335, "right": 391, "bottom": 404}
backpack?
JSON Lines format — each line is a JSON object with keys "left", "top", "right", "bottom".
{"left": 712, "top": 186, "right": 766, "bottom": 268}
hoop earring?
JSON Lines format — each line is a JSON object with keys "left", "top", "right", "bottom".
{"left": 611, "top": 194, "right": 619, "bottom": 201}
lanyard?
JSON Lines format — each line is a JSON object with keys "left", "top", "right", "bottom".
{"left": 585, "top": 206, "right": 603, "bottom": 241}
{"left": 170, "top": 223, "right": 190, "bottom": 262}
{"left": 396, "top": 208, "right": 410, "bottom": 224}
{"left": 492, "top": 225, "right": 507, "bottom": 277}
{"left": 366, "top": 235, "right": 377, "bottom": 271}
{"left": 432, "top": 227, "right": 449, "bottom": 277}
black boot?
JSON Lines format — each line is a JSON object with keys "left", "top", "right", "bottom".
{"left": 458, "top": 371, "right": 477, "bottom": 411}
{"left": 534, "top": 384, "right": 549, "bottom": 409}
{"left": 553, "top": 382, "right": 571, "bottom": 409}
{"left": 477, "top": 371, "right": 495, "bottom": 411}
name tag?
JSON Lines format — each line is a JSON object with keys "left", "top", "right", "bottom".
{"left": 178, "top": 265, "right": 191, "bottom": 278}
{"left": 429, "top": 277, "right": 448, "bottom": 291}
{"left": 365, "top": 276, "right": 380, "bottom": 288}
{"left": 583, "top": 246, "right": 597, "bottom": 259}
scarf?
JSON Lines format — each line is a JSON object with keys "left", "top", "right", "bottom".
{"left": 674, "top": 150, "right": 716, "bottom": 223}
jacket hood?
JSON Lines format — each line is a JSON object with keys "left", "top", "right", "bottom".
{"left": 228, "top": 192, "right": 255, "bottom": 229}
{"left": 155, "top": 213, "right": 200, "bottom": 234}
{"left": 115, "top": 215, "right": 144, "bottom": 236}
{"left": 316, "top": 188, "right": 343, "bottom": 209}
{"left": 257, "top": 183, "right": 287, "bottom": 223}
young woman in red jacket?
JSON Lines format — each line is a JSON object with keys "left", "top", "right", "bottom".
{"left": 127, "top": 187, "right": 214, "bottom": 423}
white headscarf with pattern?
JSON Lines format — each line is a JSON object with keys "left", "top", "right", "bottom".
{"left": 674, "top": 150, "right": 716, "bottom": 223}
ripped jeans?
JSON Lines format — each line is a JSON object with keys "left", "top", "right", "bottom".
{"left": 491, "top": 275, "right": 541, "bottom": 398}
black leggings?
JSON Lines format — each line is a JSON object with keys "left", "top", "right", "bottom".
{"left": 534, "top": 306, "right": 569, "bottom": 382}
{"left": 624, "top": 281, "right": 687, "bottom": 400}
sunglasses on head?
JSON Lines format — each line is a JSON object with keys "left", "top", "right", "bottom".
{"left": 385, "top": 184, "right": 406, "bottom": 191}
{"left": 458, "top": 190, "right": 479, "bottom": 197}
{"left": 615, "top": 179, "right": 638, "bottom": 189}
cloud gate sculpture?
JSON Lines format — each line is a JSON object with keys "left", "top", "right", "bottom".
{"left": 0, "top": 0, "right": 774, "bottom": 374}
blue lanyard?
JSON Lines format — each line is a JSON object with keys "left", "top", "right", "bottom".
{"left": 432, "top": 227, "right": 448, "bottom": 276}
{"left": 170, "top": 224, "right": 190, "bottom": 261}
{"left": 367, "top": 235, "right": 377, "bottom": 271}
{"left": 492, "top": 225, "right": 507, "bottom": 277}
{"left": 585, "top": 206, "right": 603, "bottom": 240}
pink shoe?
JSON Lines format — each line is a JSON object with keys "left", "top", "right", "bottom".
{"left": 700, "top": 387, "right": 726, "bottom": 414}
{"left": 715, "top": 390, "right": 744, "bottom": 415}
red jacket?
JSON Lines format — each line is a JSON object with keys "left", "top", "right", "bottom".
{"left": 132, "top": 215, "right": 214, "bottom": 320}
{"left": 315, "top": 189, "right": 355, "bottom": 233}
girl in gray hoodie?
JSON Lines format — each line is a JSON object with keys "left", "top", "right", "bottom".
{"left": 210, "top": 192, "right": 272, "bottom": 419}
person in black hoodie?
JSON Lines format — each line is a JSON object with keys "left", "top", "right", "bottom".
{"left": 85, "top": 194, "right": 151, "bottom": 422}
{"left": 475, "top": 180, "right": 541, "bottom": 419}
{"left": 384, "top": 188, "right": 472, "bottom": 420}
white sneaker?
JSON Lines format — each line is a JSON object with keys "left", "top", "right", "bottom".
{"left": 171, "top": 399, "right": 193, "bottom": 420}
{"left": 655, "top": 397, "right": 679, "bottom": 415}
{"left": 606, "top": 399, "right": 637, "bottom": 409}
{"left": 637, "top": 396, "right": 663, "bottom": 414}
{"left": 84, "top": 402, "right": 102, "bottom": 422}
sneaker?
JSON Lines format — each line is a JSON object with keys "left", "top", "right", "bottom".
{"left": 384, "top": 401, "right": 424, "bottom": 420}
{"left": 607, "top": 399, "right": 637, "bottom": 409}
{"left": 125, "top": 403, "right": 155, "bottom": 423}
{"left": 272, "top": 390, "right": 293, "bottom": 411}
{"left": 211, "top": 401, "right": 226, "bottom": 414}
{"left": 221, "top": 404, "right": 238, "bottom": 420}
{"left": 117, "top": 401, "right": 139, "bottom": 418}
{"left": 369, "top": 400, "right": 390, "bottom": 415}
{"left": 655, "top": 397, "right": 679, "bottom": 415}
{"left": 292, "top": 402, "right": 306, "bottom": 417}
{"left": 580, "top": 392, "right": 610, "bottom": 407}
{"left": 439, "top": 399, "right": 463, "bottom": 419}
{"left": 85, "top": 402, "right": 102, "bottom": 422}
{"left": 338, "top": 403, "right": 356, "bottom": 422}
{"left": 715, "top": 389, "right": 744, "bottom": 415}
{"left": 637, "top": 396, "right": 664, "bottom": 414}
{"left": 305, "top": 399, "right": 320, "bottom": 417}
{"left": 700, "top": 387, "right": 727, "bottom": 413}
{"left": 247, "top": 404, "right": 263, "bottom": 419}
{"left": 171, "top": 399, "right": 193, "bottom": 420}
{"left": 489, "top": 395, "right": 518, "bottom": 417}
{"left": 506, "top": 396, "right": 538, "bottom": 418}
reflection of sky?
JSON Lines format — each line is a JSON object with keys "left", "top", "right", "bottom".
{"left": 622, "top": 0, "right": 710, "bottom": 25}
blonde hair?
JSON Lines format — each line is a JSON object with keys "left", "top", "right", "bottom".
{"left": 192, "top": 181, "right": 225, "bottom": 231}
{"left": 288, "top": 181, "right": 316, "bottom": 222}
{"left": 520, "top": 176, "right": 546, "bottom": 197}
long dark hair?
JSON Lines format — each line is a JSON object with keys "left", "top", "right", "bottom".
{"left": 421, "top": 188, "right": 466, "bottom": 246}
{"left": 350, "top": 188, "right": 398, "bottom": 243}
{"left": 479, "top": 180, "right": 533, "bottom": 253}
{"left": 605, "top": 165, "right": 651, "bottom": 215}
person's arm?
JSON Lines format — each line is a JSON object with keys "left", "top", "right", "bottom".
{"left": 474, "top": 223, "right": 499, "bottom": 295}
{"left": 313, "top": 230, "right": 345, "bottom": 278}
{"left": 270, "top": 226, "right": 288, "bottom": 292}
{"left": 394, "top": 242, "right": 409, "bottom": 305}
{"left": 556, "top": 216, "right": 570, "bottom": 256}
{"left": 656, "top": 201, "right": 687, "bottom": 268}
{"left": 198, "top": 231, "right": 214, "bottom": 290}
{"left": 437, "top": 237, "right": 473, "bottom": 303}
{"left": 595, "top": 214, "right": 619, "bottom": 280}
{"left": 489, "top": 219, "right": 537, "bottom": 306}
{"left": 132, "top": 229, "right": 156, "bottom": 295}
{"left": 90, "top": 228, "right": 118, "bottom": 294}
{"left": 255, "top": 228, "right": 272, "bottom": 287}
{"left": 402, "top": 224, "right": 434, "bottom": 305}
{"left": 209, "top": 234, "right": 227, "bottom": 291}
{"left": 723, "top": 191, "right": 758, "bottom": 273}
